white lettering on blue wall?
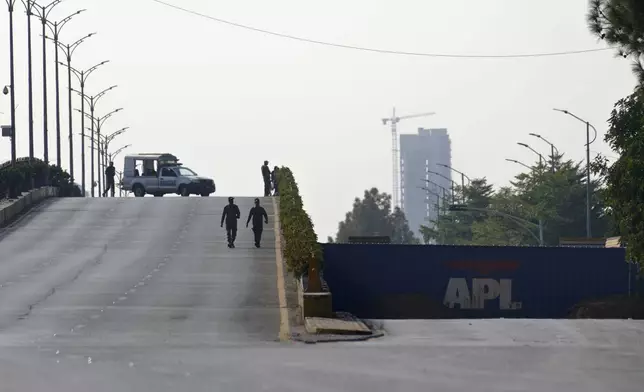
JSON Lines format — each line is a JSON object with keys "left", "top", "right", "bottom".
{"left": 443, "top": 278, "right": 522, "bottom": 310}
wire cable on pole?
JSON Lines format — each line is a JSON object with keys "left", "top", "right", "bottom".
{"left": 150, "top": 0, "right": 614, "bottom": 59}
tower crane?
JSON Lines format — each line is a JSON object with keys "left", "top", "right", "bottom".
{"left": 382, "top": 108, "right": 436, "bottom": 210}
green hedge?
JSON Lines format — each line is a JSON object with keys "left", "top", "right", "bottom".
{"left": 0, "top": 160, "right": 81, "bottom": 198}
{"left": 277, "top": 166, "right": 323, "bottom": 277}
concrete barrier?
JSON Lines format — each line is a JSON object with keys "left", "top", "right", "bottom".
{"left": 0, "top": 187, "right": 58, "bottom": 228}
{"left": 297, "top": 274, "right": 333, "bottom": 319}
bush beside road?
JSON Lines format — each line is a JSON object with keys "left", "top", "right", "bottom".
{"left": 0, "top": 159, "right": 81, "bottom": 199}
{"left": 276, "top": 166, "right": 322, "bottom": 277}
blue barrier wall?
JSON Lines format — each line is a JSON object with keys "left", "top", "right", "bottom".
{"left": 322, "top": 244, "right": 631, "bottom": 319}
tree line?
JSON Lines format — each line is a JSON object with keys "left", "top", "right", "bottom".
{"left": 328, "top": 154, "right": 610, "bottom": 247}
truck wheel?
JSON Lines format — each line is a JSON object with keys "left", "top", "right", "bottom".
{"left": 133, "top": 184, "right": 145, "bottom": 197}
{"left": 200, "top": 193, "right": 209, "bottom": 197}
{"left": 179, "top": 185, "right": 189, "bottom": 197}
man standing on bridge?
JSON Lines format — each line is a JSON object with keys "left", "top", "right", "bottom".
{"left": 246, "top": 198, "right": 268, "bottom": 248}
{"left": 221, "top": 197, "right": 241, "bottom": 248}
{"left": 262, "top": 160, "right": 271, "bottom": 197}
{"left": 103, "top": 161, "right": 116, "bottom": 197}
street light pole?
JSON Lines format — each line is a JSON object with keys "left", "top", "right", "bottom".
{"left": 55, "top": 33, "right": 96, "bottom": 183}
{"left": 22, "top": 0, "right": 38, "bottom": 161}
{"left": 4, "top": 1, "right": 18, "bottom": 165}
{"left": 553, "top": 108, "right": 598, "bottom": 238}
{"left": 427, "top": 169, "right": 458, "bottom": 204}
{"left": 437, "top": 164, "right": 471, "bottom": 204}
{"left": 517, "top": 142, "right": 545, "bottom": 166}
{"left": 505, "top": 158, "right": 545, "bottom": 244}
{"left": 528, "top": 133, "right": 559, "bottom": 174}
{"left": 82, "top": 108, "right": 123, "bottom": 196}
{"left": 45, "top": 9, "right": 85, "bottom": 168}
{"left": 73, "top": 85, "right": 117, "bottom": 197}
{"left": 66, "top": 61, "right": 110, "bottom": 195}
{"left": 32, "top": 0, "right": 61, "bottom": 169}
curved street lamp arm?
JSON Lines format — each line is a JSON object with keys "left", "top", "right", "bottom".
{"left": 56, "top": 33, "right": 96, "bottom": 60}
{"left": 553, "top": 108, "right": 598, "bottom": 146}
{"left": 506, "top": 158, "right": 532, "bottom": 171}
{"left": 421, "top": 179, "right": 448, "bottom": 194}
{"left": 437, "top": 163, "right": 472, "bottom": 183}
{"left": 517, "top": 142, "right": 545, "bottom": 163}
{"left": 45, "top": 9, "right": 85, "bottom": 37}
{"left": 587, "top": 123, "right": 598, "bottom": 145}
{"left": 85, "top": 60, "right": 110, "bottom": 80}
{"left": 426, "top": 169, "right": 458, "bottom": 188}
{"left": 71, "top": 88, "right": 92, "bottom": 106}
{"left": 110, "top": 144, "right": 132, "bottom": 160}
{"left": 32, "top": 0, "right": 62, "bottom": 21}
{"left": 528, "top": 133, "right": 560, "bottom": 155}
{"left": 91, "top": 108, "right": 124, "bottom": 130}
{"left": 93, "top": 85, "right": 118, "bottom": 106}
{"left": 79, "top": 132, "right": 105, "bottom": 144}
{"left": 105, "top": 127, "right": 129, "bottom": 142}
{"left": 21, "top": 0, "right": 37, "bottom": 13}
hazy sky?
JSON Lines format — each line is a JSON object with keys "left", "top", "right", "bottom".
{"left": 0, "top": 0, "right": 637, "bottom": 240}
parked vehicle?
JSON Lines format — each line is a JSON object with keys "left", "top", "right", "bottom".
{"left": 120, "top": 153, "right": 216, "bottom": 197}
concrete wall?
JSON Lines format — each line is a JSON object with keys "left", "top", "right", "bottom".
{"left": 0, "top": 187, "right": 58, "bottom": 227}
{"left": 322, "top": 243, "right": 634, "bottom": 319}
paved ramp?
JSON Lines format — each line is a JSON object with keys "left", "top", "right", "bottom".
{"left": 2, "top": 197, "right": 644, "bottom": 391}
{"left": 0, "top": 197, "right": 282, "bottom": 354}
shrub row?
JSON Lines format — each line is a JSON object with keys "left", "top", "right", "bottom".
{"left": 277, "top": 166, "right": 322, "bottom": 277}
{"left": 0, "top": 160, "right": 81, "bottom": 198}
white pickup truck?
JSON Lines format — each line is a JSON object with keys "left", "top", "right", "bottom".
{"left": 120, "top": 153, "right": 216, "bottom": 197}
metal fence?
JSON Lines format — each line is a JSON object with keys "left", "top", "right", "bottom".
{"left": 321, "top": 243, "right": 634, "bottom": 319}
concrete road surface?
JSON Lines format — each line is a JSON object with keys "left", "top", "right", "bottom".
{"left": 1, "top": 197, "right": 643, "bottom": 391}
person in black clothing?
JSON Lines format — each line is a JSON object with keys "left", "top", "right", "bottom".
{"left": 221, "top": 197, "right": 241, "bottom": 248}
{"left": 103, "top": 161, "right": 116, "bottom": 197}
{"left": 246, "top": 198, "right": 268, "bottom": 248}
{"left": 271, "top": 166, "right": 279, "bottom": 196}
{"left": 262, "top": 160, "right": 271, "bottom": 197}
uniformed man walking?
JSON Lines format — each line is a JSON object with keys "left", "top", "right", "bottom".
{"left": 221, "top": 197, "right": 241, "bottom": 248}
{"left": 246, "top": 198, "right": 268, "bottom": 248}
{"left": 262, "top": 160, "right": 271, "bottom": 197}
{"left": 103, "top": 161, "right": 116, "bottom": 197}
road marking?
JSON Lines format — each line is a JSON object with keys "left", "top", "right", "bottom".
{"left": 272, "top": 197, "right": 290, "bottom": 342}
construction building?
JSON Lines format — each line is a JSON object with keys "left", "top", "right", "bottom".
{"left": 400, "top": 128, "right": 452, "bottom": 238}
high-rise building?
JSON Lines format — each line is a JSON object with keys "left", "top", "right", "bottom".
{"left": 400, "top": 128, "right": 452, "bottom": 239}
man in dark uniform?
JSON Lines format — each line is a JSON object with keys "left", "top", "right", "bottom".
{"left": 103, "top": 161, "right": 116, "bottom": 197}
{"left": 262, "top": 160, "right": 271, "bottom": 197}
{"left": 246, "top": 198, "right": 268, "bottom": 248}
{"left": 221, "top": 197, "right": 241, "bottom": 248}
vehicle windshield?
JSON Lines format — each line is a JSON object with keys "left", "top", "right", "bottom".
{"left": 177, "top": 167, "right": 198, "bottom": 176}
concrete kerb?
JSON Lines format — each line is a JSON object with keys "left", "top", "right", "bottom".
{"left": 0, "top": 187, "right": 58, "bottom": 228}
